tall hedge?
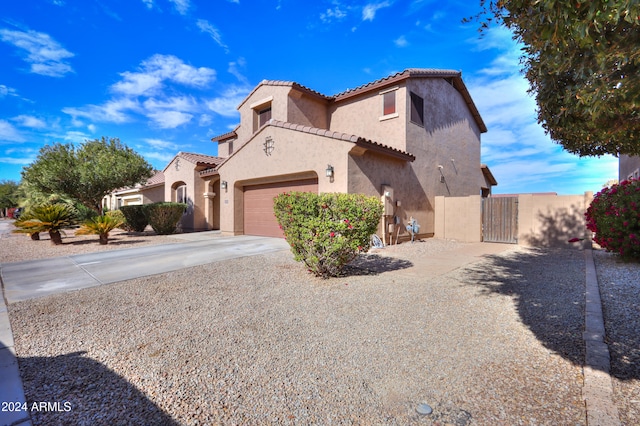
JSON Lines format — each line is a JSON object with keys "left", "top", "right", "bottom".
{"left": 145, "top": 202, "right": 187, "bottom": 235}
{"left": 274, "top": 192, "right": 382, "bottom": 278}
{"left": 119, "top": 205, "right": 148, "bottom": 232}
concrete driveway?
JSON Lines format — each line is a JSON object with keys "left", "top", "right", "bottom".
{"left": 1, "top": 234, "right": 289, "bottom": 303}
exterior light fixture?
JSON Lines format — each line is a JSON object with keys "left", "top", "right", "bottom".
{"left": 326, "top": 165, "right": 334, "bottom": 178}
{"left": 221, "top": 181, "right": 228, "bottom": 190}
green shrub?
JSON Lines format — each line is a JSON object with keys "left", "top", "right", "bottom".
{"left": 273, "top": 192, "right": 383, "bottom": 278}
{"left": 106, "top": 209, "right": 132, "bottom": 232}
{"left": 12, "top": 203, "right": 77, "bottom": 245}
{"left": 120, "top": 205, "right": 149, "bottom": 232}
{"left": 586, "top": 178, "right": 640, "bottom": 260}
{"left": 145, "top": 202, "right": 187, "bottom": 235}
{"left": 76, "top": 215, "right": 123, "bottom": 245}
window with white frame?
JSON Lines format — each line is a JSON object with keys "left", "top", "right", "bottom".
{"left": 379, "top": 87, "right": 398, "bottom": 120}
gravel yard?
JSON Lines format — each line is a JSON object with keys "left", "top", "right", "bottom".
{"left": 3, "top": 219, "right": 639, "bottom": 425}
{"left": 593, "top": 250, "right": 640, "bottom": 425}
{"left": 4, "top": 226, "right": 594, "bottom": 425}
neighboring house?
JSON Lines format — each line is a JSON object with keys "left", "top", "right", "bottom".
{"left": 107, "top": 68, "right": 497, "bottom": 239}
{"left": 162, "top": 152, "right": 224, "bottom": 231}
{"left": 210, "top": 68, "right": 496, "bottom": 239}
{"left": 619, "top": 155, "right": 640, "bottom": 181}
{"left": 103, "top": 170, "right": 165, "bottom": 211}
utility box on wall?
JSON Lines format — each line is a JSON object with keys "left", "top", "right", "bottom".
{"left": 381, "top": 184, "right": 394, "bottom": 216}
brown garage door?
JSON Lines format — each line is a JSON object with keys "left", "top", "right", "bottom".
{"left": 243, "top": 178, "right": 318, "bottom": 237}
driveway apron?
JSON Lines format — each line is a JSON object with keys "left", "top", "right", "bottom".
{"left": 1, "top": 235, "right": 289, "bottom": 304}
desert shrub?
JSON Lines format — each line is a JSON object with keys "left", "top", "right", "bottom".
{"left": 586, "top": 178, "right": 640, "bottom": 260}
{"left": 76, "top": 215, "right": 123, "bottom": 245}
{"left": 106, "top": 209, "right": 132, "bottom": 232}
{"left": 12, "top": 203, "right": 77, "bottom": 245}
{"left": 273, "top": 192, "right": 383, "bottom": 278}
{"left": 145, "top": 202, "right": 186, "bottom": 235}
{"left": 120, "top": 205, "right": 149, "bottom": 232}
{"left": 72, "top": 202, "right": 99, "bottom": 222}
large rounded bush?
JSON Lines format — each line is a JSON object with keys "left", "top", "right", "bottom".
{"left": 145, "top": 202, "right": 187, "bottom": 235}
{"left": 274, "top": 192, "right": 383, "bottom": 278}
{"left": 586, "top": 178, "right": 640, "bottom": 260}
{"left": 119, "top": 205, "right": 149, "bottom": 232}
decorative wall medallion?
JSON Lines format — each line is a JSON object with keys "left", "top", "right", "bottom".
{"left": 263, "top": 136, "right": 274, "bottom": 156}
{"left": 175, "top": 158, "right": 181, "bottom": 170}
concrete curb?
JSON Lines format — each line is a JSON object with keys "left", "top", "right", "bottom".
{"left": 0, "top": 277, "right": 32, "bottom": 426}
{"left": 582, "top": 248, "right": 620, "bottom": 425}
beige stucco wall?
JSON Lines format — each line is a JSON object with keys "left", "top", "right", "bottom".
{"left": 329, "top": 84, "right": 408, "bottom": 152}
{"left": 518, "top": 192, "right": 593, "bottom": 248}
{"left": 434, "top": 192, "right": 594, "bottom": 246}
{"left": 217, "top": 125, "right": 352, "bottom": 235}
{"left": 434, "top": 195, "right": 482, "bottom": 242}
{"left": 348, "top": 151, "right": 428, "bottom": 240}
{"left": 163, "top": 157, "right": 209, "bottom": 232}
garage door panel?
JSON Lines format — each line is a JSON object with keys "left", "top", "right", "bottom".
{"left": 243, "top": 178, "right": 318, "bottom": 237}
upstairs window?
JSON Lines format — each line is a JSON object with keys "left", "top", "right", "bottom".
{"left": 258, "top": 106, "right": 272, "bottom": 127}
{"left": 410, "top": 91, "right": 424, "bottom": 126}
{"left": 379, "top": 87, "right": 398, "bottom": 121}
{"left": 383, "top": 91, "right": 396, "bottom": 115}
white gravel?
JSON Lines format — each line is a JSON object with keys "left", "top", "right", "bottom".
{"left": 5, "top": 234, "right": 592, "bottom": 425}
{"left": 593, "top": 250, "right": 640, "bottom": 425}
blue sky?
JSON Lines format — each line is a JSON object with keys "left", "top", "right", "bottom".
{"left": 0, "top": 0, "right": 618, "bottom": 194}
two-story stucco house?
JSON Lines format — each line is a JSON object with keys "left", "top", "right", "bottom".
{"left": 110, "top": 69, "right": 496, "bottom": 238}
{"left": 178, "top": 68, "right": 495, "bottom": 240}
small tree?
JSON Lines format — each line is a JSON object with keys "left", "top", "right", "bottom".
{"left": 12, "top": 204, "right": 77, "bottom": 245}
{"left": 586, "top": 178, "right": 640, "bottom": 260}
{"left": 274, "top": 192, "right": 383, "bottom": 278}
{"left": 76, "top": 215, "right": 124, "bottom": 245}
{"left": 21, "top": 137, "right": 153, "bottom": 214}
{"left": 0, "top": 180, "right": 20, "bottom": 217}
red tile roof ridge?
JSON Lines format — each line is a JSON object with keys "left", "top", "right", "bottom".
{"left": 177, "top": 151, "right": 225, "bottom": 165}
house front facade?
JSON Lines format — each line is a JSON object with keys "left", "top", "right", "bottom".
{"left": 114, "top": 69, "right": 496, "bottom": 239}
{"left": 207, "top": 69, "right": 495, "bottom": 240}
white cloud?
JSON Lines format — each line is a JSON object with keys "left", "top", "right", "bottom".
{"left": 0, "top": 155, "right": 34, "bottom": 165}
{"left": 63, "top": 98, "right": 140, "bottom": 123}
{"left": 0, "top": 85, "right": 18, "bottom": 98}
{"left": 142, "top": 0, "right": 154, "bottom": 9}
{"left": 362, "top": 2, "right": 391, "bottom": 21}
{"left": 143, "top": 138, "right": 181, "bottom": 150}
{"left": 87, "top": 124, "right": 97, "bottom": 133}
{"left": 196, "top": 19, "right": 229, "bottom": 52}
{"left": 169, "top": 0, "right": 190, "bottom": 14}
{"left": 320, "top": 6, "right": 347, "bottom": 23}
{"left": 143, "top": 150, "right": 176, "bottom": 163}
{"left": 394, "top": 35, "right": 408, "bottom": 47}
{"left": 205, "top": 86, "right": 249, "bottom": 117}
{"left": 143, "top": 96, "right": 198, "bottom": 112}
{"left": 111, "top": 54, "right": 216, "bottom": 96}
{"left": 198, "top": 114, "right": 212, "bottom": 126}
{"left": 228, "top": 58, "right": 249, "bottom": 85}
{"left": 12, "top": 115, "right": 47, "bottom": 129}
{"left": 147, "top": 110, "right": 193, "bottom": 128}
{"left": 0, "top": 120, "right": 25, "bottom": 142}
{"left": 0, "top": 27, "right": 74, "bottom": 77}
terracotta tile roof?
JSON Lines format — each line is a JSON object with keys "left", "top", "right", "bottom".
{"left": 145, "top": 170, "right": 165, "bottom": 186}
{"left": 333, "top": 69, "right": 461, "bottom": 99}
{"left": 237, "top": 80, "right": 332, "bottom": 109}
{"left": 481, "top": 164, "right": 498, "bottom": 186}
{"left": 268, "top": 119, "right": 415, "bottom": 162}
{"left": 211, "top": 127, "right": 239, "bottom": 142}
{"left": 177, "top": 151, "right": 225, "bottom": 167}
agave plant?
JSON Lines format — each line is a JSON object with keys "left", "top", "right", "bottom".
{"left": 12, "top": 204, "right": 77, "bottom": 245}
{"left": 75, "top": 214, "right": 123, "bottom": 245}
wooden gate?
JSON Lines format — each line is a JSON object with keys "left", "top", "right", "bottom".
{"left": 482, "top": 197, "right": 518, "bottom": 244}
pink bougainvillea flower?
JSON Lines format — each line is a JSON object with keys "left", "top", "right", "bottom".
{"left": 330, "top": 232, "right": 335, "bottom": 237}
